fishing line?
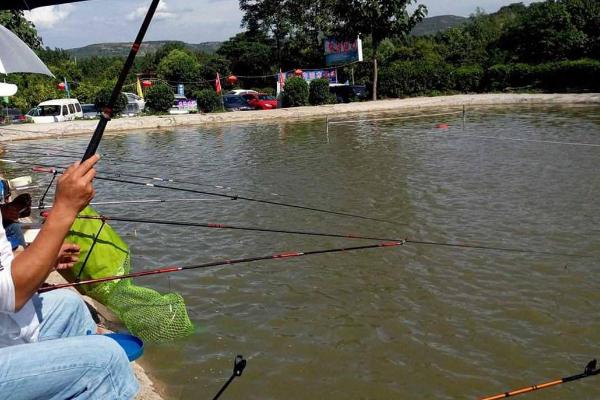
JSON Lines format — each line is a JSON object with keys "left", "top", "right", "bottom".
{"left": 32, "top": 198, "right": 224, "bottom": 210}
{"left": 72, "top": 214, "right": 591, "bottom": 258}
{"left": 21, "top": 160, "right": 401, "bottom": 226}
{"left": 5, "top": 148, "right": 285, "bottom": 197}
{"left": 328, "top": 110, "right": 464, "bottom": 125}
{"left": 448, "top": 133, "right": 600, "bottom": 148}
{"left": 5, "top": 147, "right": 187, "bottom": 170}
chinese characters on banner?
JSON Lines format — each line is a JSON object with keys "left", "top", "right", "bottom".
{"left": 282, "top": 69, "right": 339, "bottom": 84}
{"left": 324, "top": 37, "right": 363, "bottom": 66}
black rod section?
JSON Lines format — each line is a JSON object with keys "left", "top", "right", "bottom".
{"left": 81, "top": 0, "right": 161, "bottom": 162}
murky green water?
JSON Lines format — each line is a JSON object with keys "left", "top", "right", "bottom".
{"left": 2, "top": 105, "right": 600, "bottom": 399}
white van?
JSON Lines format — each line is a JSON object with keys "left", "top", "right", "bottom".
{"left": 27, "top": 99, "right": 83, "bottom": 123}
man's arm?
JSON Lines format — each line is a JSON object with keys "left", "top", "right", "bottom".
{"left": 11, "top": 155, "right": 100, "bottom": 311}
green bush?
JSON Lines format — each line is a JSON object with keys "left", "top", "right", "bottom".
{"left": 483, "top": 60, "right": 600, "bottom": 92}
{"left": 379, "top": 60, "right": 454, "bottom": 98}
{"left": 536, "top": 59, "right": 600, "bottom": 91}
{"left": 282, "top": 77, "right": 309, "bottom": 107}
{"left": 483, "top": 63, "right": 535, "bottom": 91}
{"left": 453, "top": 66, "right": 484, "bottom": 93}
{"left": 146, "top": 83, "right": 174, "bottom": 113}
{"left": 194, "top": 89, "right": 222, "bottom": 113}
{"left": 309, "top": 78, "right": 335, "bottom": 105}
{"left": 94, "top": 88, "right": 128, "bottom": 115}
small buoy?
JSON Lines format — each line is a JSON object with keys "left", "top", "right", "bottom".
{"left": 436, "top": 123, "right": 449, "bottom": 129}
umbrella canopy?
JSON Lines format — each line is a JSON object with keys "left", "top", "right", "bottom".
{"left": 0, "top": 24, "right": 53, "bottom": 76}
{"left": 0, "top": 0, "right": 90, "bottom": 10}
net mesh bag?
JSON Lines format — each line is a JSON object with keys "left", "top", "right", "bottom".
{"left": 61, "top": 206, "right": 194, "bottom": 343}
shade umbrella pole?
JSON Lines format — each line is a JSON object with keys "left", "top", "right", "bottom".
{"left": 81, "top": 0, "right": 160, "bottom": 162}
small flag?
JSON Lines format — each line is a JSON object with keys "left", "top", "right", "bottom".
{"left": 215, "top": 73, "right": 222, "bottom": 94}
{"left": 279, "top": 69, "right": 285, "bottom": 90}
{"left": 136, "top": 78, "right": 144, "bottom": 99}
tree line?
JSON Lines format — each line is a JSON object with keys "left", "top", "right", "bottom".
{"left": 1, "top": 0, "right": 599, "bottom": 114}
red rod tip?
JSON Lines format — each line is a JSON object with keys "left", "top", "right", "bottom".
{"left": 381, "top": 241, "right": 403, "bottom": 247}
{"left": 274, "top": 252, "right": 303, "bottom": 258}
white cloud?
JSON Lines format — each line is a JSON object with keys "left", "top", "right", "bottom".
{"left": 126, "top": 2, "right": 177, "bottom": 22}
{"left": 24, "top": 5, "right": 75, "bottom": 29}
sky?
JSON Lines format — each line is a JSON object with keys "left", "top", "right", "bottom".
{"left": 24, "top": 0, "right": 540, "bottom": 49}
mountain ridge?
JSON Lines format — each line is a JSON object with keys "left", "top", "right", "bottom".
{"left": 66, "top": 15, "right": 467, "bottom": 58}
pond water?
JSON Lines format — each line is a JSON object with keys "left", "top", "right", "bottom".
{"left": 2, "top": 105, "right": 600, "bottom": 399}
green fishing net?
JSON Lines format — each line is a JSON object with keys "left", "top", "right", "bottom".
{"left": 61, "top": 206, "right": 194, "bottom": 342}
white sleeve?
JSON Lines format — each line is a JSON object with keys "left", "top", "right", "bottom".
{"left": 0, "top": 213, "right": 16, "bottom": 313}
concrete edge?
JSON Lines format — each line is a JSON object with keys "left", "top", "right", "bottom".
{"left": 0, "top": 93, "right": 599, "bottom": 142}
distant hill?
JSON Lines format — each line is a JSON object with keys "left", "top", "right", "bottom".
{"left": 411, "top": 15, "right": 468, "bottom": 36}
{"left": 67, "top": 40, "right": 222, "bottom": 58}
{"left": 67, "top": 15, "right": 465, "bottom": 58}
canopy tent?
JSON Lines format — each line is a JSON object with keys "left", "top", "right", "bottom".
{"left": 0, "top": 0, "right": 90, "bottom": 10}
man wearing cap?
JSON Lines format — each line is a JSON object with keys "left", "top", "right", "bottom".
{"left": 0, "top": 155, "right": 139, "bottom": 399}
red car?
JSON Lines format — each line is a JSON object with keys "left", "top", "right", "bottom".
{"left": 242, "top": 93, "right": 278, "bottom": 110}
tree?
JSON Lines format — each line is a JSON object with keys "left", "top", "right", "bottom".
{"left": 156, "top": 49, "right": 200, "bottom": 84}
{"left": 240, "top": 0, "right": 290, "bottom": 66}
{"left": 562, "top": 0, "right": 600, "bottom": 58}
{"left": 0, "top": 10, "right": 42, "bottom": 49}
{"left": 217, "top": 32, "right": 274, "bottom": 77}
{"left": 498, "top": 1, "right": 586, "bottom": 63}
{"left": 198, "top": 54, "right": 231, "bottom": 87}
{"left": 331, "top": 0, "right": 427, "bottom": 100}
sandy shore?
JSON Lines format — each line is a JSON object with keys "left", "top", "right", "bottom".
{"left": 0, "top": 93, "right": 599, "bottom": 142}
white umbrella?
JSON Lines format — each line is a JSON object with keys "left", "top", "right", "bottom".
{"left": 0, "top": 24, "right": 53, "bottom": 76}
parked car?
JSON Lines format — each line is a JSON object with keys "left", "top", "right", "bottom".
{"left": 123, "top": 92, "right": 146, "bottom": 111}
{"left": 81, "top": 103, "right": 100, "bottom": 119}
{"left": 241, "top": 93, "right": 278, "bottom": 110}
{"left": 223, "top": 94, "right": 253, "bottom": 112}
{"left": 1, "top": 108, "right": 26, "bottom": 124}
{"left": 329, "top": 84, "right": 368, "bottom": 103}
{"left": 27, "top": 99, "right": 83, "bottom": 123}
{"left": 227, "top": 89, "right": 258, "bottom": 96}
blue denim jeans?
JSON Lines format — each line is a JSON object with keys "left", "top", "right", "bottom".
{"left": 0, "top": 290, "right": 139, "bottom": 399}
{"left": 3, "top": 222, "right": 25, "bottom": 250}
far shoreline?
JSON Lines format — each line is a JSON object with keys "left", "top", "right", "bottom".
{"left": 0, "top": 93, "right": 599, "bottom": 142}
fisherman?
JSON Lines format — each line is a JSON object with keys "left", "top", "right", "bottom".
{"left": 0, "top": 155, "right": 139, "bottom": 399}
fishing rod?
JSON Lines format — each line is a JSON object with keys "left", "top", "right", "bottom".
{"left": 2, "top": 150, "right": 285, "bottom": 197}
{"left": 38, "top": 241, "right": 406, "bottom": 292}
{"left": 5, "top": 147, "right": 186, "bottom": 170}
{"left": 32, "top": 198, "right": 223, "bottom": 210}
{"left": 212, "top": 355, "right": 247, "bottom": 400}
{"left": 81, "top": 0, "right": 161, "bottom": 162}
{"left": 3, "top": 149, "right": 284, "bottom": 197}
{"left": 72, "top": 214, "right": 591, "bottom": 258}
{"left": 24, "top": 162, "right": 401, "bottom": 226}
{"left": 480, "top": 359, "right": 600, "bottom": 400}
